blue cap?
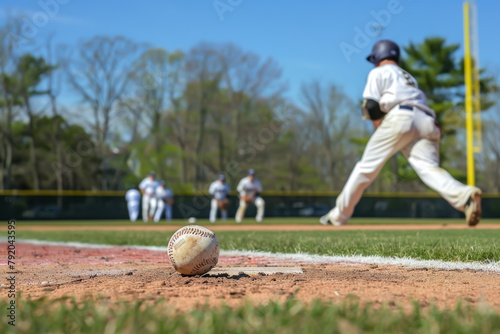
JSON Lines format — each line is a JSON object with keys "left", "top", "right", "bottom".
{"left": 218, "top": 173, "right": 225, "bottom": 180}
{"left": 148, "top": 171, "right": 156, "bottom": 177}
{"left": 248, "top": 169, "right": 255, "bottom": 175}
{"left": 159, "top": 180, "right": 166, "bottom": 186}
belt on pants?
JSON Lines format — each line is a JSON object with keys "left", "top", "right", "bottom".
{"left": 399, "top": 105, "right": 414, "bottom": 111}
{"left": 398, "top": 104, "right": 435, "bottom": 118}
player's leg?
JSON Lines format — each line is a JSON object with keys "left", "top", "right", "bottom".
{"left": 165, "top": 204, "right": 172, "bottom": 221}
{"left": 129, "top": 203, "right": 139, "bottom": 222}
{"left": 235, "top": 199, "right": 247, "bottom": 223}
{"left": 149, "top": 197, "right": 157, "bottom": 221}
{"left": 255, "top": 197, "right": 265, "bottom": 222}
{"left": 210, "top": 198, "right": 218, "bottom": 223}
{"left": 142, "top": 195, "right": 149, "bottom": 223}
{"left": 127, "top": 203, "right": 133, "bottom": 221}
{"left": 321, "top": 111, "right": 417, "bottom": 225}
{"left": 403, "top": 138, "right": 482, "bottom": 225}
{"left": 154, "top": 200, "right": 164, "bottom": 223}
{"left": 220, "top": 199, "right": 228, "bottom": 221}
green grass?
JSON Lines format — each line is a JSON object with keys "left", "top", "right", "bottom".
{"left": 20, "top": 229, "right": 500, "bottom": 262}
{"left": 2, "top": 296, "right": 499, "bottom": 334}
{"left": 16, "top": 217, "right": 500, "bottom": 226}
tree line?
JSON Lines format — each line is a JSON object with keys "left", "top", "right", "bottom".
{"left": 1, "top": 17, "right": 499, "bottom": 193}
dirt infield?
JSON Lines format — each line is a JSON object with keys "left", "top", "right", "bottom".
{"left": 4, "top": 242, "right": 500, "bottom": 312}
{"left": 19, "top": 223, "right": 500, "bottom": 232}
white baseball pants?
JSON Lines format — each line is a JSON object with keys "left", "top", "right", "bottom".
{"left": 154, "top": 201, "right": 173, "bottom": 222}
{"left": 329, "top": 107, "right": 477, "bottom": 224}
{"left": 165, "top": 204, "right": 172, "bottom": 221}
{"left": 142, "top": 195, "right": 157, "bottom": 222}
{"left": 154, "top": 200, "right": 164, "bottom": 222}
{"left": 236, "top": 197, "right": 265, "bottom": 222}
{"left": 127, "top": 202, "right": 139, "bottom": 222}
{"left": 210, "top": 198, "right": 228, "bottom": 223}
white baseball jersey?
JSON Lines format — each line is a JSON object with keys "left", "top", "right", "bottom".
{"left": 125, "top": 189, "right": 141, "bottom": 206}
{"left": 156, "top": 186, "right": 174, "bottom": 201}
{"left": 236, "top": 177, "right": 263, "bottom": 199}
{"left": 362, "top": 64, "right": 435, "bottom": 118}
{"left": 209, "top": 181, "right": 230, "bottom": 201}
{"left": 139, "top": 177, "right": 159, "bottom": 196}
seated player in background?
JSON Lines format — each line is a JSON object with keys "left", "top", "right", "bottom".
{"left": 208, "top": 174, "right": 231, "bottom": 223}
{"left": 125, "top": 186, "right": 141, "bottom": 222}
{"left": 235, "top": 169, "right": 265, "bottom": 223}
{"left": 139, "top": 171, "right": 159, "bottom": 223}
{"left": 154, "top": 180, "right": 175, "bottom": 222}
{"left": 320, "top": 40, "right": 482, "bottom": 227}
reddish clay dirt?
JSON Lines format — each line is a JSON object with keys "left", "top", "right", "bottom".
{"left": 3, "top": 243, "right": 499, "bottom": 312}
{"left": 19, "top": 223, "right": 500, "bottom": 232}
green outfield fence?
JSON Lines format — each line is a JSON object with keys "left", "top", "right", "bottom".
{"left": 1, "top": 190, "right": 499, "bottom": 220}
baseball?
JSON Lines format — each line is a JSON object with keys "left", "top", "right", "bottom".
{"left": 167, "top": 225, "right": 219, "bottom": 276}
{"left": 188, "top": 217, "right": 196, "bottom": 223}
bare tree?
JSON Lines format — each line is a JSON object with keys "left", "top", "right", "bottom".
{"left": 130, "top": 48, "right": 170, "bottom": 134}
{"left": 218, "top": 44, "right": 284, "bottom": 164}
{"left": 478, "top": 89, "right": 500, "bottom": 192}
{"left": 184, "top": 43, "right": 226, "bottom": 187}
{"left": 45, "top": 35, "right": 65, "bottom": 192}
{"left": 164, "top": 51, "right": 190, "bottom": 183}
{"left": 0, "top": 17, "right": 23, "bottom": 189}
{"left": 300, "top": 81, "right": 356, "bottom": 190}
{"left": 64, "top": 36, "right": 141, "bottom": 189}
{"left": 64, "top": 36, "right": 140, "bottom": 150}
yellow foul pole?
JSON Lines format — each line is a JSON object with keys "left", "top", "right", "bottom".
{"left": 463, "top": 2, "right": 475, "bottom": 186}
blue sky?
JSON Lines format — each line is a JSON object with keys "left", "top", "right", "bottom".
{"left": 3, "top": 0, "right": 499, "bottom": 104}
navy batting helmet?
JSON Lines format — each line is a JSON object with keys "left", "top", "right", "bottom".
{"left": 366, "top": 40, "right": 400, "bottom": 65}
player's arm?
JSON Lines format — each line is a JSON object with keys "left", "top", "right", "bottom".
{"left": 208, "top": 183, "right": 215, "bottom": 197}
{"left": 362, "top": 99, "right": 384, "bottom": 128}
{"left": 138, "top": 179, "right": 147, "bottom": 194}
{"left": 362, "top": 69, "right": 385, "bottom": 129}
{"left": 236, "top": 179, "right": 244, "bottom": 197}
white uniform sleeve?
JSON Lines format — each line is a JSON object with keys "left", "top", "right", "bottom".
{"left": 209, "top": 182, "right": 216, "bottom": 196}
{"left": 236, "top": 178, "right": 245, "bottom": 194}
{"left": 362, "top": 69, "right": 383, "bottom": 102}
{"left": 138, "top": 178, "right": 148, "bottom": 191}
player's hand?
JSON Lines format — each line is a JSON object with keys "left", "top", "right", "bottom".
{"left": 372, "top": 119, "right": 383, "bottom": 129}
{"left": 218, "top": 199, "right": 229, "bottom": 210}
{"left": 434, "top": 120, "right": 443, "bottom": 137}
{"left": 242, "top": 196, "right": 254, "bottom": 204}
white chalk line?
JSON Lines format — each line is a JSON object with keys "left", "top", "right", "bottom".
{"left": 11, "top": 239, "right": 500, "bottom": 274}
